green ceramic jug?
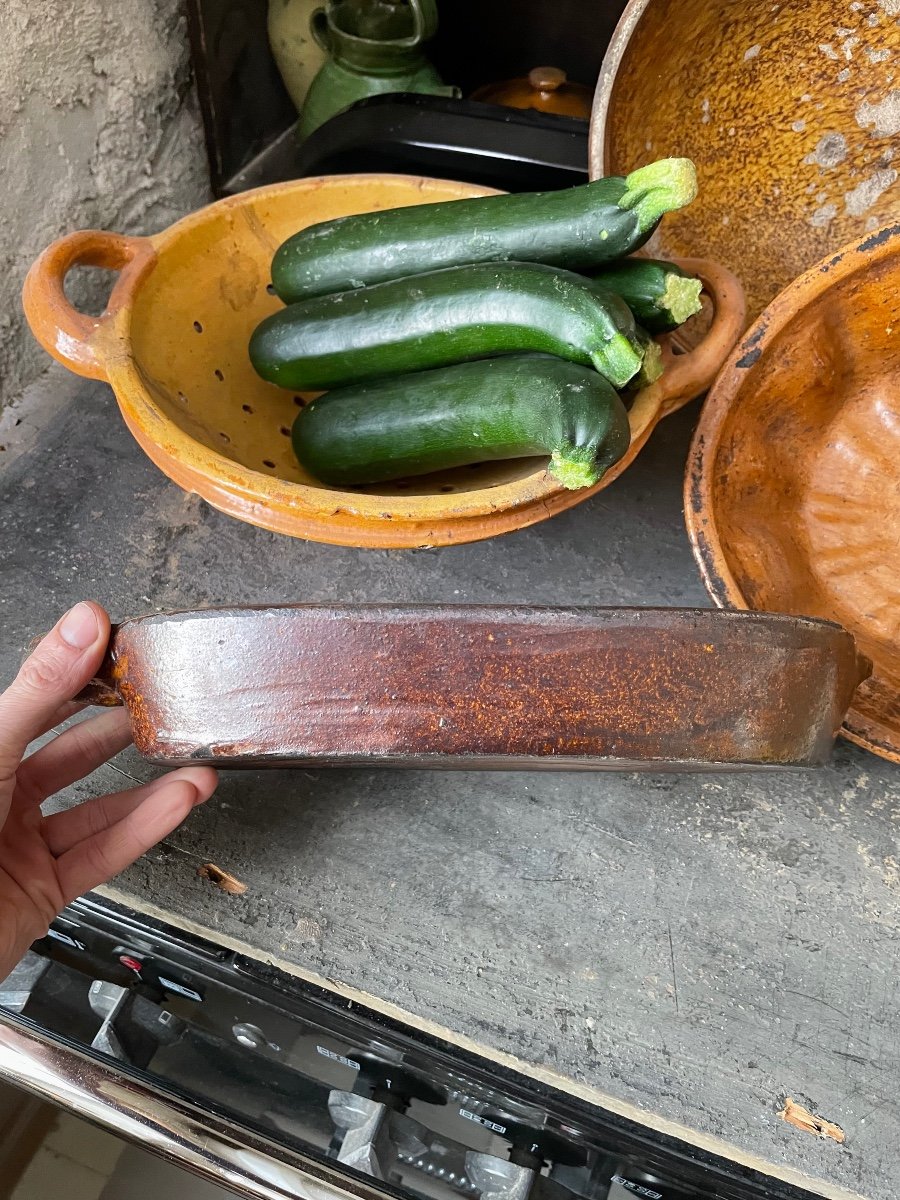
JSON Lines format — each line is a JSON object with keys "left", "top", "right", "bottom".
{"left": 299, "top": 0, "right": 458, "bottom": 141}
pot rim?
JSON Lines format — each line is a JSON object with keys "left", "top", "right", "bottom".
{"left": 684, "top": 219, "right": 900, "bottom": 762}
{"left": 588, "top": 0, "right": 653, "bottom": 181}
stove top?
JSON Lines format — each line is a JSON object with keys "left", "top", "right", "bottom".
{"left": 1, "top": 898, "right": 814, "bottom": 1200}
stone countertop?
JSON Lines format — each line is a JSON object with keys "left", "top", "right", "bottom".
{"left": 1, "top": 371, "right": 897, "bottom": 1200}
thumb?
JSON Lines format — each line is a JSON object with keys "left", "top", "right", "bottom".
{"left": 0, "top": 602, "right": 111, "bottom": 779}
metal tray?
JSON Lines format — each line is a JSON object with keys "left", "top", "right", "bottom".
{"left": 77, "top": 605, "right": 870, "bottom": 771}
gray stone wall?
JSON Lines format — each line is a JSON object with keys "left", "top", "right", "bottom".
{"left": 0, "top": 0, "right": 211, "bottom": 409}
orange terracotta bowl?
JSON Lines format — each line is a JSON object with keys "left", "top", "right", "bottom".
{"left": 591, "top": 0, "right": 900, "bottom": 322}
{"left": 686, "top": 221, "right": 900, "bottom": 763}
{"left": 24, "top": 174, "right": 745, "bottom": 549}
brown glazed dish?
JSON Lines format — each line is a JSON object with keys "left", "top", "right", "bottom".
{"left": 76, "top": 605, "right": 869, "bottom": 771}
{"left": 471, "top": 67, "right": 593, "bottom": 119}
{"left": 686, "top": 221, "right": 900, "bottom": 763}
{"left": 592, "top": 0, "right": 900, "bottom": 320}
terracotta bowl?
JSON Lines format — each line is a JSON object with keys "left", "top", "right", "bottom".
{"left": 591, "top": 0, "right": 900, "bottom": 321}
{"left": 686, "top": 221, "right": 900, "bottom": 763}
{"left": 23, "top": 174, "right": 744, "bottom": 549}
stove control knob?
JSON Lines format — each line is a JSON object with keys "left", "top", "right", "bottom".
{"left": 466, "top": 1153, "right": 534, "bottom": 1200}
{"left": 0, "top": 952, "right": 49, "bottom": 1014}
{"left": 232, "top": 1022, "right": 273, "bottom": 1050}
{"left": 329, "top": 1091, "right": 392, "bottom": 1179}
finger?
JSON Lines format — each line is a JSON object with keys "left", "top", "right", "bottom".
{"left": 43, "top": 766, "right": 218, "bottom": 857}
{"left": 0, "top": 603, "right": 110, "bottom": 782}
{"left": 18, "top": 708, "right": 134, "bottom": 805}
{"left": 30, "top": 701, "right": 89, "bottom": 743}
{"left": 55, "top": 771, "right": 218, "bottom": 901}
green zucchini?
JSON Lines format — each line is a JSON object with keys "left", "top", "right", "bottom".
{"left": 271, "top": 158, "right": 698, "bottom": 302}
{"left": 250, "top": 262, "right": 645, "bottom": 391}
{"left": 292, "top": 355, "right": 631, "bottom": 491}
{"left": 590, "top": 258, "right": 703, "bottom": 333}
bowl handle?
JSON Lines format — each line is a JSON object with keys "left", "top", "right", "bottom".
{"left": 22, "top": 230, "right": 156, "bottom": 382}
{"left": 654, "top": 257, "right": 746, "bottom": 417}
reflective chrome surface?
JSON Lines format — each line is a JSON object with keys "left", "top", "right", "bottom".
{"left": 0, "top": 1008, "right": 383, "bottom": 1200}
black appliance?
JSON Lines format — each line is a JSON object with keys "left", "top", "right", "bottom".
{"left": 185, "top": 0, "right": 624, "bottom": 196}
{"left": 1, "top": 897, "right": 815, "bottom": 1200}
{"left": 224, "top": 96, "right": 589, "bottom": 196}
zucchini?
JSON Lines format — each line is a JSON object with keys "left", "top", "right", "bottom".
{"left": 292, "top": 355, "right": 631, "bottom": 491}
{"left": 589, "top": 258, "right": 702, "bottom": 333}
{"left": 271, "top": 158, "right": 698, "bottom": 302}
{"left": 250, "top": 262, "right": 645, "bottom": 391}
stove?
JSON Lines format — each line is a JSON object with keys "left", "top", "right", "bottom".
{"left": 1, "top": 898, "right": 815, "bottom": 1200}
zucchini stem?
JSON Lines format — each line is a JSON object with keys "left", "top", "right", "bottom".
{"left": 662, "top": 271, "right": 703, "bottom": 325}
{"left": 549, "top": 449, "right": 605, "bottom": 490}
{"left": 633, "top": 334, "right": 664, "bottom": 389}
{"left": 590, "top": 332, "right": 644, "bottom": 389}
{"left": 618, "top": 158, "right": 698, "bottom": 232}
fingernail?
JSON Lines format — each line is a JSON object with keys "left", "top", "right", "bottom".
{"left": 59, "top": 602, "right": 101, "bottom": 650}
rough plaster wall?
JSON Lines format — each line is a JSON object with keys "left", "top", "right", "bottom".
{"left": 0, "top": 0, "right": 211, "bottom": 409}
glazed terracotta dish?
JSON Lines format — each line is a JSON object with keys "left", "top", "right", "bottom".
{"left": 592, "top": 0, "right": 900, "bottom": 320}
{"left": 471, "top": 67, "right": 593, "bottom": 119}
{"left": 76, "top": 605, "right": 869, "bottom": 771}
{"left": 686, "top": 221, "right": 900, "bottom": 763}
{"left": 23, "top": 174, "right": 744, "bottom": 549}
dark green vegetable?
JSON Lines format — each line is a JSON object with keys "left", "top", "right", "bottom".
{"left": 292, "top": 355, "right": 631, "bottom": 491}
{"left": 271, "top": 158, "right": 698, "bottom": 302}
{"left": 250, "top": 262, "right": 645, "bottom": 391}
{"left": 589, "top": 257, "right": 703, "bottom": 333}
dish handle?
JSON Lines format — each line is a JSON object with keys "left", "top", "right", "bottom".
{"left": 655, "top": 257, "right": 746, "bottom": 417}
{"left": 22, "top": 230, "right": 156, "bottom": 382}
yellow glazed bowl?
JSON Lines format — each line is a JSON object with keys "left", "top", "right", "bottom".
{"left": 24, "top": 175, "right": 745, "bottom": 548}
{"left": 590, "top": 0, "right": 900, "bottom": 322}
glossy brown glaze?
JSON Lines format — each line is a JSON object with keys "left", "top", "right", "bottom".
{"left": 686, "top": 221, "right": 900, "bottom": 763}
{"left": 471, "top": 67, "right": 593, "bottom": 118}
{"left": 592, "top": 0, "right": 900, "bottom": 320}
{"left": 77, "top": 605, "right": 868, "bottom": 770}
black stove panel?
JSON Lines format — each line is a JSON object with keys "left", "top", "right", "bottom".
{"left": 2, "top": 897, "right": 815, "bottom": 1200}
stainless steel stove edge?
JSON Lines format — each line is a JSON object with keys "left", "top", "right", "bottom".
{"left": 0, "top": 1008, "right": 388, "bottom": 1200}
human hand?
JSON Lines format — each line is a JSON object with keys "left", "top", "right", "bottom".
{"left": 0, "top": 602, "right": 217, "bottom": 983}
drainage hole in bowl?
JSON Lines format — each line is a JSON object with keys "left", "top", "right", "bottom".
{"left": 293, "top": 396, "right": 306, "bottom": 407}
{"left": 177, "top": 392, "right": 188, "bottom": 405}
{"left": 193, "top": 320, "right": 203, "bottom": 333}
{"left": 214, "top": 368, "right": 224, "bottom": 381}
{"left": 266, "top": 283, "right": 276, "bottom": 296}
{"left": 440, "top": 485, "right": 455, "bottom": 493}
{"left": 262, "top": 459, "right": 276, "bottom": 469}
{"left": 242, "top": 404, "right": 253, "bottom": 414}
{"left": 280, "top": 426, "right": 291, "bottom": 436}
